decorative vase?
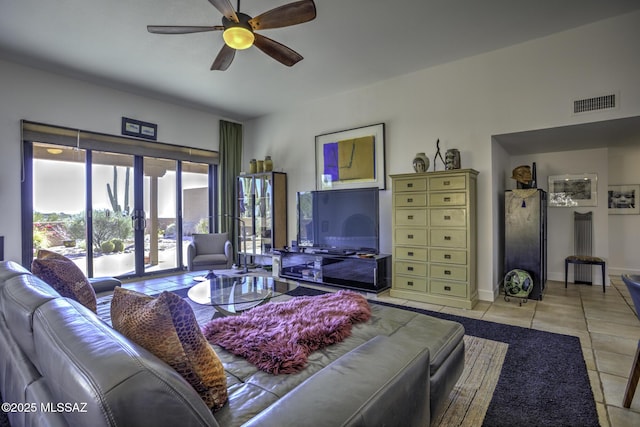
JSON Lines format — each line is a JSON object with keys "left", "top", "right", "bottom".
{"left": 249, "top": 159, "right": 257, "bottom": 174}
{"left": 412, "top": 152, "right": 429, "bottom": 173}
{"left": 264, "top": 156, "right": 273, "bottom": 172}
{"left": 257, "top": 160, "right": 264, "bottom": 172}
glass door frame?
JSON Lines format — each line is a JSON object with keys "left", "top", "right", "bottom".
{"left": 21, "top": 140, "right": 219, "bottom": 279}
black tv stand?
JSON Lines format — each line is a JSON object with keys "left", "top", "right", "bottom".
{"left": 279, "top": 251, "right": 391, "bottom": 293}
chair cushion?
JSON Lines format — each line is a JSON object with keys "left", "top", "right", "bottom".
{"left": 110, "top": 287, "right": 228, "bottom": 411}
{"left": 31, "top": 256, "right": 97, "bottom": 313}
{"left": 566, "top": 255, "right": 604, "bottom": 263}
{"left": 193, "top": 233, "right": 228, "bottom": 255}
{"left": 192, "top": 254, "right": 228, "bottom": 267}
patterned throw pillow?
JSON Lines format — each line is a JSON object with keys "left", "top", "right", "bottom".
{"left": 36, "top": 249, "right": 69, "bottom": 261}
{"left": 110, "top": 287, "right": 228, "bottom": 411}
{"left": 31, "top": 256, "right": 97, "bottom": 313}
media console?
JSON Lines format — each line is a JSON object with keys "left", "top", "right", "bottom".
{"left": 278, "top": 251, "right": 391, "bottom": 293}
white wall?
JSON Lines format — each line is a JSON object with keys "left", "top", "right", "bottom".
{"left": 608, "top": 145, "right": 640, "bottom": 275}
{"left": 0, "top": 60, "right": 228, "bottom": 262}
{"left": 245, "top": 11, "right": 640, "bottom": 302}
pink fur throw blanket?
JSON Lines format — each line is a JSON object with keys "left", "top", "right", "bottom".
{"left": 201, "top": 290, "right": 370, "bottom": 374}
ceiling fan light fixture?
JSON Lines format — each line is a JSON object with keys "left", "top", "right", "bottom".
{"left": 223, "top": 26, "right": 254, "bottom": 50}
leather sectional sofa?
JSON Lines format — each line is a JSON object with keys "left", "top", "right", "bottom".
{"left": 0, "top": 261, "right": 465, "bottom": 426}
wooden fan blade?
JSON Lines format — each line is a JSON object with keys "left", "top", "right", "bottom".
{"left": 253, "top": 33, "right": 303, "bottom": 67}
{"left": 147, "top": 25, "right": 223, "bottom": 34}
{"left": 211, "top": 44, "right": 236, "bottom": 71}
{"left": 208, "top": 0, "right": 239, "bottom": 23}
{"left": 249, "top": 0, "right": 316, "bottom": 30}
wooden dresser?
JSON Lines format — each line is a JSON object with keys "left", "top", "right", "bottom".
{"left": 390, "top": 169, "right": 478, "bottom": 309}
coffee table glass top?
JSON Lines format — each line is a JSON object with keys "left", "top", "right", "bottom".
{"left": 187, "top": 276, "right": 298, "bottom": 315}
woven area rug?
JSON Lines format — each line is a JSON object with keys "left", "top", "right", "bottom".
{"left": 433, "top": 335, "right": 508, "bottom": 427}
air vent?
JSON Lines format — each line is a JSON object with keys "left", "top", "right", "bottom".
{"left": 573, "top": 94, "right": 616, "bottom": 114}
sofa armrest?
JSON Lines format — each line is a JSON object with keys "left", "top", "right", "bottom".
{"left": 224, "top": 240, "right": 233, "bottom": 267}
{"left": 243, "top": 335, "right": 431, "bottom": 427}
{"left": 186, "top": 241, "right": 196, "bottom": 271}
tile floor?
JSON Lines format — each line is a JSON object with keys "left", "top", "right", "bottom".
{"left": 119, "top": 271, "right": 640, "bottom": 427}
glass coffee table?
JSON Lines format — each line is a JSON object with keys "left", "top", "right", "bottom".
{"left": 187, "top": 275, "right": 299, "bottom": 317}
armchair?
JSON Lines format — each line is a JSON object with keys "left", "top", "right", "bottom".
{"left": 187, "top": 233, "right": 233, "bottom": 272}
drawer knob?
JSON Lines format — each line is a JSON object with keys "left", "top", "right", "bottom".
{"left": 408, "top": 281, "right": 414, "bottom": 286}
{"left": 444, "top": 270, "right": 451, "bottom": 275}
{"left": 407, "top": 198, "right": 413, "bottom": 203}
{"left": 444, "top": 181, "right": 450, "bottom": 186}
{"left": 444, "top": 236, "right": 451, "bottom": 241}
{"left": 444, "top": 254, "right": 451, "bottom": 259}
{"left": 444, "top": 286, "right": 451, "bottom": 291}
{"left": 408, "top": 215, "right": 414, "bottom": 220}
{"left": 444, "top": 215, "right": 451, "bottom": 220}
{"left": 444, "top": 197, "right": 451, "bottom": 202}
{"left": 408, "top": 234, "right": 414, "bottom": 239}
{"left": 407, "top": 183, "right": 413, "bottom": 188}
{"left": 407, "top": 266, "right": 414, "bottom": 271}
{"left": 407, "top": 251, "right": 414, "bottom": 256}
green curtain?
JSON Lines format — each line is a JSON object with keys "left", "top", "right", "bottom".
{"left": 219, "top": 120, "right": 243, "bottom": 264}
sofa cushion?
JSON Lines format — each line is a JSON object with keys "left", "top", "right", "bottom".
{"left": 31, "top": 256, "right": 97, "bottom": 313}
{"left": 110, "top": 287, "right": 228, "bottom": 411}
{"left": 0, "top": 261, "right": 31, "bottom": 283}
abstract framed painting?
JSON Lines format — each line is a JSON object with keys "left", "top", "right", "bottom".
{"left": 315, "top": 123, "right": 385, "bottom": 190}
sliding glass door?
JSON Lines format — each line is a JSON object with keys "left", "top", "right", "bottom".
{"left": 143, "top": 157, "right": 179, "bottom": 274}
{"left": 27, "top": 140, "right": 216, "bottom": 279}
{"left": 91, "top": 151, "right": 135, "bottom": 277}
{"left": 31, "top": 143, "right": 88, "bottom": 272}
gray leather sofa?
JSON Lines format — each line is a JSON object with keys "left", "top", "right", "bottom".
{"left": 0, "top": 261, "right": 465, "bottom": 426}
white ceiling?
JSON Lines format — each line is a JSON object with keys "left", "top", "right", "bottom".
{"left": 1, "top": 0, "right": 639, "bottom": 121}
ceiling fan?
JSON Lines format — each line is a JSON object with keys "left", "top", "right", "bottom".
{"left": 147, "top": 0, "right": 316, "bottom": 71}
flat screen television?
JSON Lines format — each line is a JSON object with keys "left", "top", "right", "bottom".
{"left": 296, "top": 187, "right": 379, "bottom": 253}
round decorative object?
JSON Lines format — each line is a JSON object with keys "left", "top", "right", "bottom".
{"left": 264, "top": 156, "right": 273, "bottom": 172}
{"left": 504, "top": 269, "right": 533, "bottom": 298}
{"left": 249, "top": 159, "right": 257, "bottom": 174}
{"left": 412, "top": 152, "right": 429, "bottom": 173}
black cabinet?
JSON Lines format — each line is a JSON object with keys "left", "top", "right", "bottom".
{"left": 504, "top": 189, "right": 547, "bottom": 300}
{"left": 279, "top": 251, "right": 391, "bottom": 293}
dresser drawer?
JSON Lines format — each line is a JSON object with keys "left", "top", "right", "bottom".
{"left": 429, "top": 209, "right": 466, "bottom": 227}
{"left": 395, "top": 229, "right": 428, "bottom": 246}
{"left": 429, "top": 192, "right": 466, "bottom": 207}
{"left": 429, "top": 175, "right": 466, "bottom": 191}
{"left": 430, "top": 229, "right": 467, "bottom": 248}
{"left": 429, "top": 249, "right": 467, "bottom": 264}
{"left": 394, "top": 177, "right": 427, "bottom": 192}
{"left": 395, "top": 209, "right": 427, "bottom": 227}
{"left": 395, "top": 261, "right": 427, "bottom": 277}
{"left": 395, "top": 275, "right": 427, "bottom": 292}
{"left": 430, "top": 264, "right": 467, "bottom": 281}
{"left": 394, "top": 193, "right": 427, "bottom": 207}
{"left": 430, "top": 280, "right": 467, "bottom": 298}
{"left": 395, "top": 247, "right": 428, "bottom": 262}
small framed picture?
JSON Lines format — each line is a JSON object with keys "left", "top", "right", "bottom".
{"left": 608, "top": 184, "right": 639, "bottom": 214}
{"left": 121, "top": 117, "right": 157, "bottom": 141}
{"left": 548, "top": 173, "right": 597, "bottom": 207}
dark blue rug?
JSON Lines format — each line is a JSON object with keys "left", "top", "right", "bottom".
{"left": 288, "top": 287, "right": 599, "bottom": 427}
